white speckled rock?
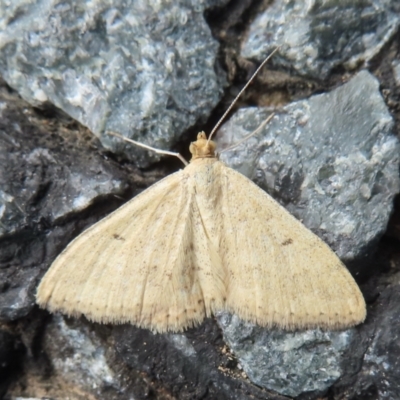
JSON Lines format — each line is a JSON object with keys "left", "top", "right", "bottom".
{"left": 241, "top": 0, "right": 400, "bottom": 79}
{"left": 217, "top": 311, "right": 355, "bottom": 397}
{"left": 0, "top": 0, "right": 227, "bottom": 167}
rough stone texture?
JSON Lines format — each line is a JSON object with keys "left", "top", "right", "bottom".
{"left": 4, "top": 311, "right": 172, "bottom": 400}
{"left": 241, "top": 0, "right": 400, "bottom": 79}
{"left": 0, "top": 0, "right": 227, "bottom": 167}
{"left": 330, "top": 261, "right": 400, "bottom": 400}
{"left": 113, "top": 320, "right": 289, "bottom": 400}
{"left": 0, "top": 82, "right": 130, "bottom": 321}
{"left": 0, "top": 101, "right": 126, "bottom": 238}
{"left": 350, "top": 285, "right": 400, "bottom": 399}
{"left": 217, "top": 70, "right": 400, "bottom": 263}
{"left": 0, "top": 330, "right": 25, "bottom": 398}
{"left": 43, "top": 315, "right": 119, "bottom": 396}
{"left": 392, "top": 60, "right": 400, "bottom": 86}
{"left": 217, "top": 312, "right": 356, "bottom": 398}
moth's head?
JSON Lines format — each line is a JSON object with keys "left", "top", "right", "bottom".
{"left": 189, "top": 132, "right": 217, "bottom": 161}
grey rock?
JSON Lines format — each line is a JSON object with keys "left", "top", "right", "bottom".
{"left": 241, "top": 0, "right": 399, "bottom": 79}
{"left": 0, "top": 143, "right": 126, "bottom": 234}
{"left": 0, "top": 330, "right": 25, "bottom": 397}
{"left": 0, "top": 82, "right": 128, "bottom": 321}
{"left": 217, "top": 312, "right": 355, "bottom": 398}
{"left": 0, "top": 0, "right": 227, "bottom": 167}
{"left": 392, "top": 59, "right": 400, "bottom": 86}
{"left": 217, "top": 70, "right": 400, "bottom": 262}
{"left": 0, "top": 97, "right": 126, "bottom": 238}
{"left": 44, "top": 315, "right": 118, "bottom": 394}
{"left": 332, "top": 277, "right": 400, "bottom": 399}
{"left": 11, "top": 398, "right": 42, "bottom": 400}
{"left": 113, "top": 321, "right": 289, "bottom": 400}
{"left": 0, "top": 268, "right": 39, "bottom": 321}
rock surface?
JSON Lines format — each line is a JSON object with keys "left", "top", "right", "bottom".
{"left": 0, "top": 330, "right": 25, "bottom": 398}
{"left": 217, "top": 312, "right": 356, "bottom": 398}
{"left": 43, "top": 316, "right": 119, "bottom": 396}
{"left": 0, "top": 0, "right": 227, "bottom": 167}
{"left": 0, "top": 82, "right": 130, "bottom": 321}
{"left": 113, "top": 321, "right": 289, "bottom": 400}
{"left": 330, "top": 257, "right": 400, "bottom": 399}
{"left": 241, "top": 0, "right": 400, "bottom": 79}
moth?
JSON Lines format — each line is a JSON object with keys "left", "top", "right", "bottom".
{"left": 36, "top": 52, "right": 366, "bottom": 333}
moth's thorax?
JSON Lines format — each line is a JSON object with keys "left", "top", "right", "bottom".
{"left": 189, "top": 132, "right": 217, "bottom": 162}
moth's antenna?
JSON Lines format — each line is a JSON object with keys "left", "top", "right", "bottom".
{"left": 207, "top": 47, "right": 280, "bottom": 143}
{"left": 107, "top": 131, "right": 189, "bottom": 166}
{"left": 220, "top": 112, "right": 275, "bottom": 154}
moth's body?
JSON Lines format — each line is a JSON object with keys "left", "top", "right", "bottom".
{"left": 37, "top": 133, "right": 366, "bottom": 332}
